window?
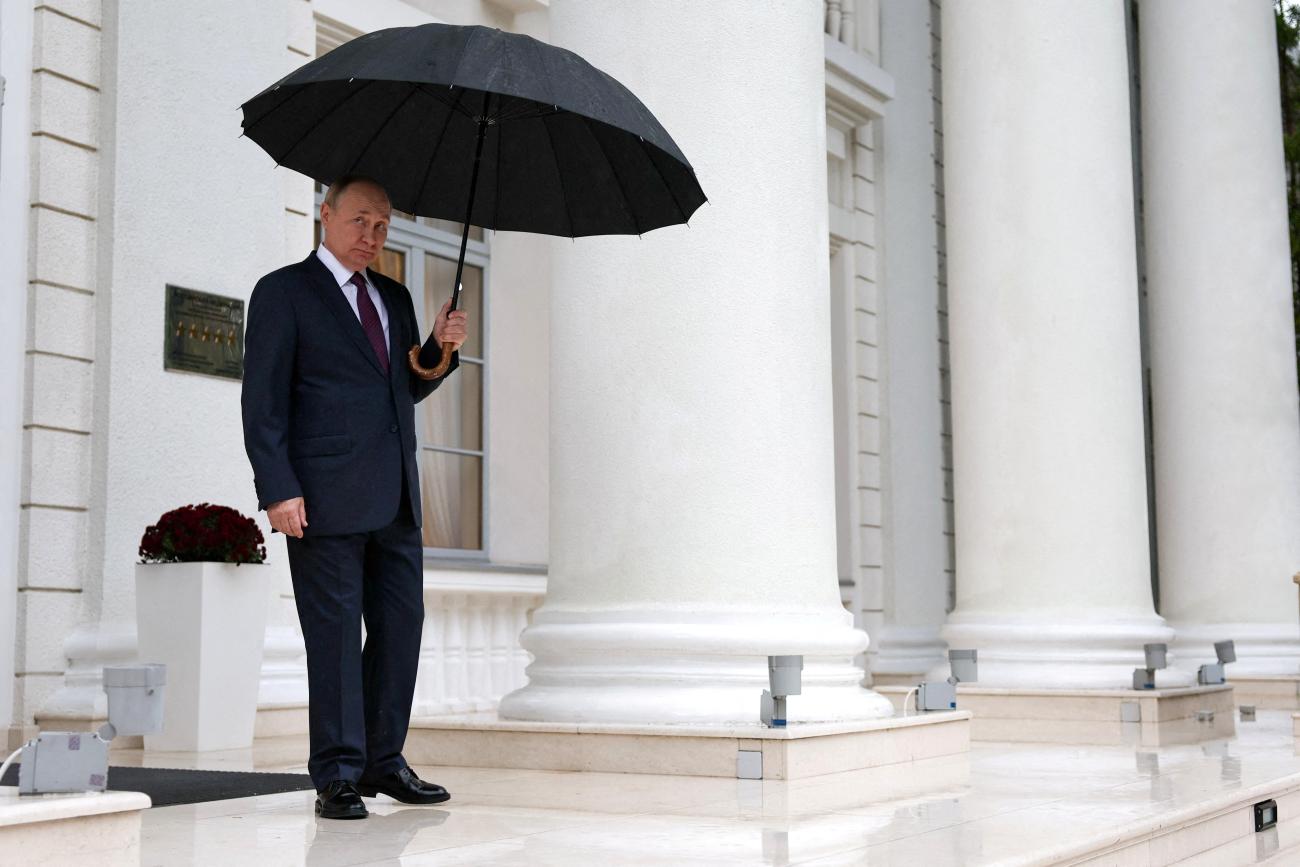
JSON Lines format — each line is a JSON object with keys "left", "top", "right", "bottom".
{"left": 315, "top": 196, "right": 489, "bottom": 556}
{"left": 419, "top": 252, "right": 484, "bottom": 551}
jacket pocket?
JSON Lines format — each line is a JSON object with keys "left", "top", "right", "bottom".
{"left": 289, "top": 434, "right": 353, "bottom": 458}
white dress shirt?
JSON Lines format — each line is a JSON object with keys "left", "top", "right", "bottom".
{"left": 316, "top": 244, "right": 390, "bottom": 355}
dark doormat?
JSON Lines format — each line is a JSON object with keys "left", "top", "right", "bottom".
{"left": 1, "top": 764, "right": 315, "bottom": 807}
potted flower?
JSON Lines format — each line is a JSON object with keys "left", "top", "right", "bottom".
{"left": 135, "top": 503, "right": 268, "bottom": 751}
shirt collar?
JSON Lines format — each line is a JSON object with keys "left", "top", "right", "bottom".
{"left": 316, "top": 244, "right": 368, "bottom": 290}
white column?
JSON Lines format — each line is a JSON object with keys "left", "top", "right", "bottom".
{"left": 870, "top": 0, "right": 949, "bottom": 681}
{"left": 500, "top": 0, "right": 893, "bottom": 724}
{"left": 39, "top": 0, "right": 292, "bottom": 728}
{"left": 1139, "top": 1, "right": 1300, "bottom": 676}
{"left": 0, "top": 0, "right": 35, "bottom": 739}
{"left": 936, "top": 0, "right": 1190, "bottom": 688}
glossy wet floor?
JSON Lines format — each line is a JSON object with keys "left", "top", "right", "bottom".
{"left": 135, "top": 709, "right": 1300, "bottom": 865}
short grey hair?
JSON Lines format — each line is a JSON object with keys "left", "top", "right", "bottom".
{"left": 323, "top": 174, "right": 390, "bottom": 210}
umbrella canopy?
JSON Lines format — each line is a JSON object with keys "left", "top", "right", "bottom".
{"left": 240, "top": 24, "right": 707, "bottom": 238}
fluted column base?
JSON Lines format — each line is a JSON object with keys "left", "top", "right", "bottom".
{"left": 935, "top": 613, "right": 1195, "bottom": 689}
{"left": 1170, "top": 621, "right": 1300, "bottom": 678}
{"left": 499, "top": 610, "right": 895, "bottom": 724}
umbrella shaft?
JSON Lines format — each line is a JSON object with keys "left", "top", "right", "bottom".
{"left": 450, "top": 93, "right": 491, "bottom": 314}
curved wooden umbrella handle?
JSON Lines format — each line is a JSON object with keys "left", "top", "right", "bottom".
{"left": 408, "top": 342, "right": 454, "bottom": 380}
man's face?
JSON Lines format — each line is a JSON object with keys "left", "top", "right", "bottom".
{"left": 320, "top": 182, "right": 391, "bottom": 273}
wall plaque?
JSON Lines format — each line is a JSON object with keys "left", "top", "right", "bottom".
{"left": 164, "top": 284, "right": 245, "bottom": 380}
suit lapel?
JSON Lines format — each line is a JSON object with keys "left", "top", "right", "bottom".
{"left": 305, "top": 252, "right": 387, "bottom": 378}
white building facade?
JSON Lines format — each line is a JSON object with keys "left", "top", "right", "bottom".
{"left": 0, "top": 0, "right": 1297, "bottom": 743}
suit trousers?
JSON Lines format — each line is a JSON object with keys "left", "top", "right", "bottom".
{"left": 286, "top": 474, "right": 423, "bottom": 789}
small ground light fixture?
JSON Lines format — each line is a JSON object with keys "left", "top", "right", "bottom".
{"left": 0, "top": 664, "right": 165, "bottom": 795}
{"left": 760, "top": 655, "right": 803, "bottom": 727}
{"left": 1255, "top": 799, "right": 1279, "bottom": 833}
{"left": 911, "top": 649, "right": 978, "bottom": 713}
{"left": 1197, "top": 640, "right": 1236, "bottom": 686}
{"left": 1132, "top": 642, "right": 1168, "bottom": 690}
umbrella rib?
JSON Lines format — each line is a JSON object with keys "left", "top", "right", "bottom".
{"left": 580, "top": 116, "right": 640, "bottom": 235}
{"left": 413, "top": 87, "right": 467, "bottom": 214}
{"left": 447, "top": 26, "right": 481, "bottom": 94}
{"left": 635, "top": 136, "right": 689, "bottom": 226}
{"left": 525, "top": 31, "right": 559, "bottom": 113}
{"left": 540, "top": 112, "right": 577, "bottom": 238}
{"left": 279, "top": 79, "right": 380, "bottom": 170}
{"left": 241, "top": 84, "right": 310, "bottom": 137}
{"left": 342, "top": 82, "right": 422, "bottom": 180}
{"left": 417, "top": 83, "right": 476, "bottom": 120}
{"left": 524, "top": 30, "right": 577, "bottom": 235}
{"left": 496, "top": 102, "right": 558, "bottom": 123}
{"left": 494, "top": 98, "right": 531, "bottom": 123}
{"left": 494, "top": 95, "right": 559, "bottom": 124}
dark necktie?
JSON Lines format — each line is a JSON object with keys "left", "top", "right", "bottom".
{"left": 349, "top": 272, "right": 389, "bottom": 374}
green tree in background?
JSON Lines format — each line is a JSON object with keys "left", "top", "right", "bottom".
{"left": 1277, "top": 1, "right": 1300, "bottom": 390}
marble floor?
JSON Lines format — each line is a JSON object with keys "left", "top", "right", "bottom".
{"left": 128, "top": 710, "right": 1300, "bottom": 866}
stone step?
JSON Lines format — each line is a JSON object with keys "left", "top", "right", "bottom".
{"left": 874, "top": 683, "right": 1237, "bottom": 745}
{"left": 1229, "top": 675, "right": 1300, "bottom": 710}
{"left": 1049, "top": 773, "right": 1300, "bottom": 865}
{"left": 0, "top": 787, "right": 149, "bottom": 866}
{"left": 405, "top": 710, "right": 970, "bottom": 780}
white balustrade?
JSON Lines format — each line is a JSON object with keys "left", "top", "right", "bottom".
{"left": 826, "top": 0, "right": 857, "bottom": 49}
{"left": 412, "top": 571, "right": 545, "bottom": 717}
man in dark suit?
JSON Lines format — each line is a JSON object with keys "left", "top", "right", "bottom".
{"left": 241, "top": 175, "right": 467, "bottom": 820}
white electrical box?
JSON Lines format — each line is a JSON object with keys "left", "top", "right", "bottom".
{"left": 103, "top": 663, "right": 167, "bottom": 736}
{"left": 17, "top": 732, "right": 110, "bottom": 794}
{"left": 918, "top": 680, "right": 957, "bottom": 711}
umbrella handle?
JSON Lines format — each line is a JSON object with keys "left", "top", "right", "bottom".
{"left": 408, "top": 277, "right": 463, "bottom": 380}
{"left": 408, "top": 342, "right": 454, "bottom": 380}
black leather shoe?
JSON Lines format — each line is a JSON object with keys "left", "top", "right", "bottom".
{"left": 315, "top": 780, "right": 368, "bottom": 819}
{"left": 356, "top": 767, "right": 450, "bottom": 805}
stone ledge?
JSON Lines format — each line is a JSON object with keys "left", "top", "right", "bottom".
{"left": 1228, "top": 675, "right": 1300, "bottom": 710}
{"left": 253, "top": 704, "right": 308, "bottom": 739}
{"left": 0, "top": 787, "right": 148, "bottom": 866}
{"left": 0, "top": 787, "right": 148, "bottom": 827}
{"left": 1039, "top": 771, "right": 1300, "bottom": 865}
{"left": 875, "top": 684, "right": 1235, "bottom": 745}
{"left": 405, "top": 711, "right": 970, "bottom": 780}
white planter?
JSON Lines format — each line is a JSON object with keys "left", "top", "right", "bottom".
{"left": 135, "top": 561, "right": 269, "bottom": 751}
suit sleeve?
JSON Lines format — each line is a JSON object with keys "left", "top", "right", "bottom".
{"left": 241, "top": 275, "right": 303, "bottom": 511}
{"left": 406, "top": 290, "right": 459, "bottom": 405}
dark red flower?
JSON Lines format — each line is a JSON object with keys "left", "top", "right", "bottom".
{"left": 138, "top": 503, "right": 267, "bottom": 565}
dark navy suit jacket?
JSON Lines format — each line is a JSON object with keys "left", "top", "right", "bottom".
{"left": 241, "top": 251, "right": 458, "bottom": 536}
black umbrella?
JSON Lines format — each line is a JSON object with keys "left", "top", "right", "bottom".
{"left": 240, "top": 24, "right": 706, "bottom": 378}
